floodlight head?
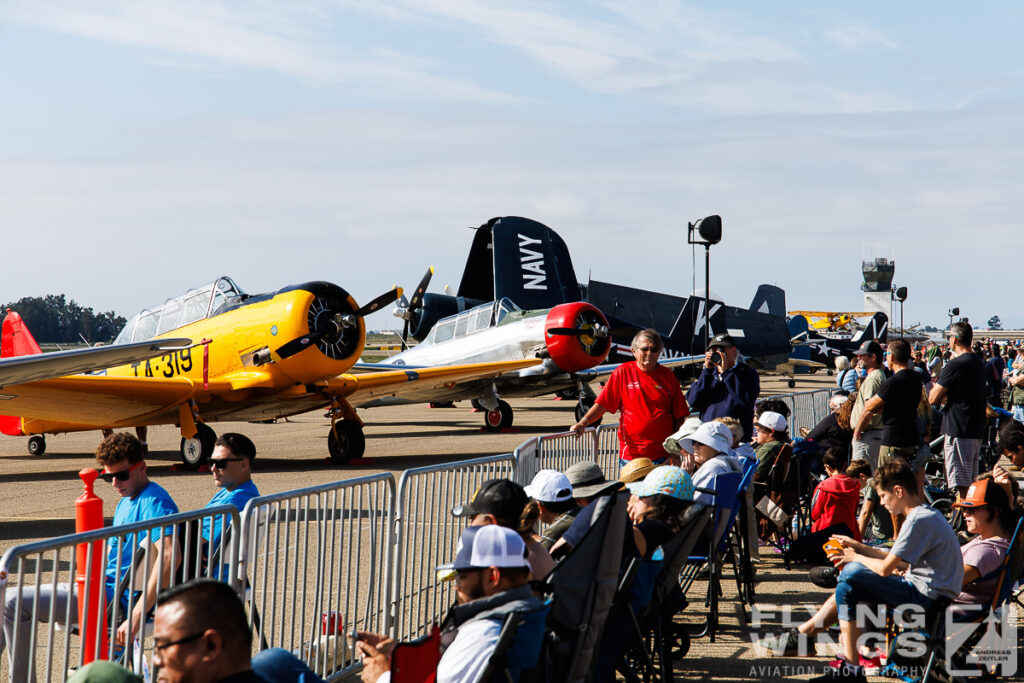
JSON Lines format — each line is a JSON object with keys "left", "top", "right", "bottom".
{"left": 894, "top": 286, "right": 908, "bottom": 302}
{"left": 951, "top": 307, "right": 960, "bottom": 316}
{"left": 688, "top": 215, "right": 722, "bottom": 246}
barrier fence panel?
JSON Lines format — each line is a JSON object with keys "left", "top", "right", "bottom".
{"left": 514, "top": 429, "right": 598, "bottom": 485}
{"left": 595, "top": 424, "right": 621, "bottom": 478}
{"left": 390, "top": 454, "right": 516, "bottom": 642}
{"left": 0, "top": 505, "right": 239, "bottom": 682}
{"left": 239, "top": 474, "right": 394, "bottom": 682}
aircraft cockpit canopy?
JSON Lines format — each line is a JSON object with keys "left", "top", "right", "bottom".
{"left": 114, "top": 277, "right": 244, "bottom": 344}
{"left": 426, "top": 298, "right": 520, "bottom": 344}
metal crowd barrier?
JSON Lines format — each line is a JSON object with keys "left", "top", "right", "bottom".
{"left": 595, "top": 423, "right": 621, "bottom": 478}
{"left": 389, "top": 454, "right": 516, "bottom": 642}
{"left": 0, "top": 505, "right": 238, "bottom": 682}
{"left": 239, "top": 474, "right": 394, "bottom": 681}
{"left": 514, "top": 429, "right": 599, "bottom": 485}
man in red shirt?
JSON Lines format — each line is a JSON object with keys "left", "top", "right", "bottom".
{"left": 570, "top": 328, "right": 689, "bottom": 465}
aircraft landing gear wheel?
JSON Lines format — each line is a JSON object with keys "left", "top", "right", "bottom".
{"left": 787, "top": 379, "right": 796, "bottom": 388}
{"left": 328, "top": 421, "right": 365, "bottom": 464}
{"left": 179, "top": 423, "right": 216, "bottom": 468}
{"left": 27, "top": 435, "right": 46, "bottom": 456}
{"left": 483, "top": 400, "right": 513, "bottom": 432}
{"left": 575, "top": 398, "right": 601, "bottom": 426}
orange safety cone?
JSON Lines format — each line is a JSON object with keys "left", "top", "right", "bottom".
{"left": 75, "top": 467, "right": 108, "bottom": 663}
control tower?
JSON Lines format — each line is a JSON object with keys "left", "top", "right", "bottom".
{"left": 861, "top": 257, "right": 894, "bottom": 320}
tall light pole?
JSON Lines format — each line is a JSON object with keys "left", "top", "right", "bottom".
{"left": 687, "top": 215, "right": 722, "bottom": 350}
{"left": 893, "top": 286, "right": 908, "bottom": 339}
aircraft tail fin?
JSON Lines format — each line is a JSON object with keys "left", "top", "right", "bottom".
{"left": 1, "top": 310, "right": 42, "bottom": 359}
{"left": 787, "top": 314, "right": 810, "bottom": 344}
{"left": 458, "top": 216, "right": 580, "bottom": 310}
{"left": 666, "top": 296, "right": 725, "bottom": 353}
{"left": 0, "top": 310, "right": 38, "bottom": 436}
{"left": 748, "top": 284, "right": 786, "bottom": 317}
{"left": 852, "top": 313, "right": 889, "bottom": 345}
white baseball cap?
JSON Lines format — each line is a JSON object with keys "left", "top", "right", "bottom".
{"left": 524, "top": 469, "right": 573, "bottom": 503}
{"left": 679, "top": 421, "right": 734, "bottom": 455}
{"left": 436, "top": 525, "right": 528, "bottom": 575}
{"left": 663, "top": 416, "right": 704, "bottom": 456}
{"left": 756, "top": 411, "right": 787, "bottom": 433}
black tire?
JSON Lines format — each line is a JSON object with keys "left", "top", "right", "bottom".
{"left": 574, "top": 399, "right": 602, "bottom": 426}
{"left": 328, "top": 421, "right": 366, "bottom": 464}
{"left": 27, "top": 435, "right": 46, "bottom": 456}
{"left": 787, "top": 379, "right": 796, "bottom": 388}
{"left": 179, "top": 423, "right": 216, "bottom": 468}
{"left": 483, "top": 400, "right": 513, "bottom": 432}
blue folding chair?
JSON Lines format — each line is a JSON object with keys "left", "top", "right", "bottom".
{"left": 678, "top": 471, "right": 742, "bottom": 643}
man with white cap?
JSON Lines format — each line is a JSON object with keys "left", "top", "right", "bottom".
{"left": 524, "top": 469, "right": 579, "bottom": 549}
{"left": 357, "top": 525, "right": 541, "bottom": 683}
{"left": 678, "top": 421, "right": 743, "bottom": 506}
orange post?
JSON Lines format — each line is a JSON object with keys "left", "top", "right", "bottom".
{"left": 75, "top": 468, "right": 107, "bottom": 663}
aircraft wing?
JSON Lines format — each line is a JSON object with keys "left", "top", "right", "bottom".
{"left": 575, "top": 355, "right": 704, "bottom": 384}
{"left": 0, "top": 375, "right": 197, "bottom": 428}
{"left": 0, "top": 338, "right": 192, "bottom": 389}
{"left": 328, "top": 359, "right": 543, "bottom": 403}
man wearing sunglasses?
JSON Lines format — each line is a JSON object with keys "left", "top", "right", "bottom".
{"left": 1, "top": 433, "right": 178, "bottom": 680}
{"left": 202, "top": 433, "right": 260, "bottom": 557}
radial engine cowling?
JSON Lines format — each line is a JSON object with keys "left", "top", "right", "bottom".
{"left": 543, "top": 302, "right": 612, "bottom": 373}
{"left": 273, "top": 282, "right": 365, "bottom": 384}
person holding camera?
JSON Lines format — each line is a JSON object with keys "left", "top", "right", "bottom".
{"left": 685, "top": 333, "right": 761, "bottom": 441}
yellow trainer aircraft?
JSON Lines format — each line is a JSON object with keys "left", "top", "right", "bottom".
{"left": 0, "top": 276, "right": 539, "bottom": 466}
{"left": 788, "top": 310, "right": 877, "bottom": 333}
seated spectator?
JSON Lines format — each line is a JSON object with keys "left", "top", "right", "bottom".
{"left": 677, "top": 421, "right": 742, "bottom": 506}
{"left": 563, "top": 462, "right": 622, "bottom": 506}
{"left": 950, "top": 476, "right": 1015, "bottom": 617}
{"left": 807, "top": 461, "right": 962, "bottom": 682}
{"left": 153, "top": 578, "right": 323, "bottom": 683}
{"left": 785, "top": 447, "right": 862, "bottom": 565}
{"left": 848, "top": 460, "right": 892, "bottom": 543}
{"left": 753, "top": 411, "right": 789, "bottom": 482}
{"left": 67, "top": 661, "right": 143, "bottom": 682}
{"left": 802, "top": 395, "right": 854, "bottom": 459}
{"left": 357, "top": 525, "right": 542, "bottom": 683}
{"left": 662, "top": 416, "right": 703, "bottom": 474}
{"left": 714, "top": 416, "right": 756, "bottom": 464}
{"left": 524, "top": 469, "right": 578, "bottom": 550}
{"left": 456, "top": 478, "right": 554, "bottom": 580}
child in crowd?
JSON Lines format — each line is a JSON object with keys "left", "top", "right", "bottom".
{"left": 785, "top": 447, "right": 861, "bottom": 565}
{"left": 850, "top": 460, "right": 893, "bottom": 543}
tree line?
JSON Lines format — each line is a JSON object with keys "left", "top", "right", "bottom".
{"left": 2, "top": 295, "right": 126, "bottom": 344}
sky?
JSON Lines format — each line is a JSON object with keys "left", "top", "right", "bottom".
{"left": 2, "top": 1, "right": 1023, "bottom": 332}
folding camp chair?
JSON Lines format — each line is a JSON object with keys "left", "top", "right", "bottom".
{"left": 727, "top": 459, "right": 758, "bottom": 610}
{"left": 618, "top": 505, "right": 713, "bottom": 683}
{"left": 531, "top": 491, "right": 629, "bottom": 683}
{"left": 479, "top": 598, "right": 553, "bottom": 683}
{"left": 677, "top": 471, "right": 742, "bottom": 643}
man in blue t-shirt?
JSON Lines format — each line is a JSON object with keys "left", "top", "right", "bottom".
{"left": 202, "top": 433, "right": 260, "bottom": 566}
{"left": 1, "top": 433, "right": 178, "bottom": 680}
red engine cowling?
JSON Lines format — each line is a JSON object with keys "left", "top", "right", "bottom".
{"left": 544, "top": 303, "right": 612, "bottom": 373}
{"left": 0, "top": 310, "right": 40, "bottom": 436}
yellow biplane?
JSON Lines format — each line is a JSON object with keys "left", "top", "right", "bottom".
{"left": 788, "top": 310, "right": 877, "bottom": 333}
{"left": 0, "top": 277, "right": 539, "bottom": 466}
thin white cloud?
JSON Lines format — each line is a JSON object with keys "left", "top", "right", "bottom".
{"left": 1, "top": 0, "right": 517, "bottom": 102}
{"left": 824, "top": 24, "right": 900, "bottom": 51}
